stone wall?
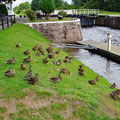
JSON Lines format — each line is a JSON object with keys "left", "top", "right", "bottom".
{"left": 25, "top": 19, "right": 82, "bottom": 43}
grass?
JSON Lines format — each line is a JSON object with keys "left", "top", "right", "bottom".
{"left": 0, "top": 24, "right": 120, "bottom": 119}
{"left": 27, "top": 18, "right": 71, "bottom": 23}
{"left": 99, "top": 11, "right": 120, "bottom": 15}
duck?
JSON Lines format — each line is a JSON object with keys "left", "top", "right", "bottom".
{"left": 65, "top": 56, "right": 70, "bottom": 59}
{"left": 55, "top": 49, "right": 60, "bottom": 54}
{"left": 5, "top": 57, "right": 16, "bottom": 64}
{"left": 109, "top": 92, "right": 120, "bottom": 100}
{"left": 68, "top": 56, "right": 74, "bottom": 63}
{"left": 24, "top": 66, "right": 33, "bottom": 80}
{"left": 79, "top": 69, "right": 85, "bottom": 76}
{"left": 88, "top": 79, "right": 96, "bottom": 85}
{"left": 63, "top": 58, "right": 69, "bottom": 63}
{"left": 110, "top": 82, "right": 116, "bottom": 89}
{"left": 5, "top": 68, "right": 16, "bottom": 77}
{"left": 23, "top": 49, "right": 31, "bottom": 55}
{"left": 78, "top": 64, "right": 84, "bottom": 71}
{"left": 46, "top": 47, "right": 53, "bottom": 53}
{"left": 94, "top": 76, "right": 100, "bottom": 81}
{"left": 53, "top": 60, "right": 61, "bottom": 66}
{"left": 48, "top": 53, "right": 54, "bottom": 59}
{"left": 26, "top": 73, "right": 39, "bottom": 85}
{"left": 43, "top": 57, "right": 49, "bottom": 63}
{"left": 36, "top": 52, "right": 41, "bottom": 56}
{"left": 24, "top": 56, "right": 32, "bottom": 63}
{"left": 114, "top": 89, "right": 120, "bottom": 95}
{"left": 16, "top": 41, "right": 21, "bottom": 48}
{"left": 60, "top": 69, "right": 70, "bottom": 74}
{"left": 38, "top": 46, "right": 43, "bottom": 51}
{"left": 40, "top": 50, "right": 45, "bottom": 55}
{"left": 32, "top": 44, "right": 38, "bottom": 51}
{"left": 50, "top": 72, "right": 62, "bottom": 82}
{"left": 21, "top": 61, "right": 26, "bottom": 70}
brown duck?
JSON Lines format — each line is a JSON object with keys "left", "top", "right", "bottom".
{"left": 48, "top": 53, "right": 54, "bottom": 59}
{"left": 78, "top": 64, "right": 84, "bottom": 71}
{"left": 88, "top": 79, "right": 96, "bottom": 85}
{"left": 55, "top": 49, "right": 60, "bottom": 54}
{"left": 50, "top": 72, "right": 62, "bottom": 82}
{"left": 53, "top": 60, "right": 61, "bottom": 66}
{"left": 21, "top": 61, "right": 26, "bottom": 70}
{"left": 16, "top": 41, "right": 21, "bottom": 48}
{"left": 5, "top": 57, "right": 16, "bottom": 64}
{"left": 43, "top": 57, "right": 49, "bottom": 63}
{"left": 110, "top": 82, "right": 116, "bottom": 89}
{"left": 40, "top": 51, "right": 45, "bottom": 55}
{"left": 94, "top": 76, "right": 100, "bottom": 81}
{"left": 109, "top": 92, "right": 120, "bottom": 100}
{"left": 46, "top": 47, "right": 53, "bottom": 53}
{"left": 60, "top": 69, "right": 70, "bottom": 74}
{"left": 32, "top": 44, "right": 38, "bottom": 51}
{"left": 68, "top": 56, "right": 74, "bottom": 63}
{"left": 36, "top": 52, "right": 41, "bottom": 56}
{"left": 23, "top": 49, "right": 31, "bottom": 55}
{"left": 24, "top": 56, "right": 32, "bottom": 63}
{"left": 38, "top": 46, "right": 43, "bottom": 51}
{"left": 5, "top": 68, "right": 16, "bottom": 77}
{"left": 79, "top": 69, "right": 85, "bottom": 76}
{"left": 24, "top": 66, "right": 33, "bottom": 80}
{"left": 26, "top": 73, "right": 39, "bottom": 85}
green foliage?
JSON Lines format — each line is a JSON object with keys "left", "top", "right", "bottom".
{"left": 54, "top": 0, "right": 64, "bottom": 8}
{"left": 13, "top": 2, "right": 31, "bottom": 14}
{"left": 0, "top": 4, "right": 8, "bottom": 16}
{"left": 58, "top": 10, "right": 67, "bottom": 17}
{"left": 40, "top": 0, "right": 55, "bottom": 15}
{"left": 0, "top": 107, "right": 7, "bottom": 114}
{"left": 31, "top": 0, "right": 40, "bottom": 11}
{"left": 25, "top": 10, "right": 36, "bottom": 21}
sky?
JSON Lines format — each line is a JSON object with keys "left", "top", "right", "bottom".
{"left": 13, "top": 0, "right": 72, "bottom": 7}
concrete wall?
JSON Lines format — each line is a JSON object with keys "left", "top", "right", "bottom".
{"left": 25, "top": 19, "right": 83, "bottom": 43}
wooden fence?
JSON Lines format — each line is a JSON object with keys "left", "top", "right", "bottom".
{"left": 0, "top": 15, "right": 16, "bottom": 30}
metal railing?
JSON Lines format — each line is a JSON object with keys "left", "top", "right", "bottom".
{"left": 0, "top": 15, "right": 16, "bottom": 30}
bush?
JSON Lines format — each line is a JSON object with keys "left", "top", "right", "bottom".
{"left": 0, "top": 4, "right": 8, "bottom": 16}
{"left": 58, "top": 10, "right": 67, "bottom": 17}
{"left": 25, "top": 10, "right": 36, "bottom": 21}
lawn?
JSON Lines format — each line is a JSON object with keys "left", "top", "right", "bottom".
{"left": 99, "top": 11, "right": 120, "bottom": 15}
{"left": 0, "top": 24, "right": 120, "bottom": 120}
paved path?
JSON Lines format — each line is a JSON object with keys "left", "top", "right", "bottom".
{"left": 77, "top": 40, "right": 120, "bottom": 56}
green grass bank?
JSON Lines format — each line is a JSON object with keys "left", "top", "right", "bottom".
{"left": 0, "top": 24, "right": 120, "bottom": 120}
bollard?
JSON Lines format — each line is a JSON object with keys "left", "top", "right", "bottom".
{"left": 107, "top": 33, "right": 112, "bottom": 51}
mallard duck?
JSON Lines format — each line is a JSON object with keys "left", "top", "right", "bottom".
{"left": 38, "top": 46, "right": 43, "bottom": 51}
{"left": 24, "top": 66, "right": 33, "bottom": 80}
{"left": 16, "top": 41, "right": 21, "bottom": 48}
{"left": 5, "top": 68, "right": 16, "bottom": 77}
{"left": 88, "top": 79, "right": 96, "bottom": 85}
{"left": 21, "top": 61, "right": 26, "bottom": 70}
{"left": 79, "top": 69, "right": 85, "bottom": 76}
{"left": 46, "top": 47, "right": 53, "bottom": 53}
{"left": 65, "top": 56, "right": 70, "bottom": 59}
{"left": 5, "top": 57, "right": 16, "bottom": 64}
{"left": 23, "top": 49, "right": 31, "bottom": 55}
{"left": 78, "top": 64, "right": 84, "bottom": 71}
{"left": 24, "top": 56, "right": 32, "bottom": 63}
{"left": 110, "top": 82, "right": 116, "bottom": 89}
{"left": 26, "top": 73, "right": 39, "bottom": 85}
{"left": 53, "top": 60, "right": 61, "bottom": 66}
{"left": 50, "top": 72, "right": 62, "bottom": 82}
{"left": 43, "top": 57, "right": 49, "bottom": 63}
{"left": 32, "top": 44, "right": 38, "bottom": 51}
{"left": 36, "top": 52, "right": 41, "bottom": 56}
{"left": 55, "top": 49, "right": 60, "bottom": 54}
{"left": 109, "top": 92, "right": 120, "bottom": 100}
{"left": 60, "top": 69, "right": 70, "bottom": 74}
{"left": 69, "top": 56, "right": 74, "bottom": 63}
{"left": 94, "top": 76, "right": 100, "bottom": 81}
{"left": 114, "top": 89, "right": 120, "bottom": 95}
{"left": 48, "top": 53, "right": 54, "bottom": 59}
{"left": 63, "top": 58, "right": 69, "bottom": 63}
{"left": 40, "top": 50, "right": 45, "bottom": 55}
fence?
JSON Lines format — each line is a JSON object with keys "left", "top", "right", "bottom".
{"left": 0, "top": 15, "right": 16, "bottom": 31}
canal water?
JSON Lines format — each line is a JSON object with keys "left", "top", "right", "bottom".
{"left": 68, "top": 26, "right": 120, "bottom": 88}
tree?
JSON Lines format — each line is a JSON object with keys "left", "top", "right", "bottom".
{"left": 31, "top": 0, "right": 40, "bottom": 11}
{"left": 54, "top": 0, "right": 63, "bottom": 8}
{"left": 72, "top": 0, "right": 86, "bottom": 7}
{"left": 19, "top": 2, "right": 31, "bottom": 11}
{"left": 40, "top": 0, "right": 55, "bottom": 19}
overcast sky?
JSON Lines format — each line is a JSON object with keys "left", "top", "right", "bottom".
{"left": 13, "top": 0, "right": 72, "bottom": 7}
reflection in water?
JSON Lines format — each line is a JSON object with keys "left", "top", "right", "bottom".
{"left": 67, "top": 26, "right": 120, "bottom": 88}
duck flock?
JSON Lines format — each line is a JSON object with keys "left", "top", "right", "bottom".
{"left": 4, "top": 41, "right": 120, "bottom": 100}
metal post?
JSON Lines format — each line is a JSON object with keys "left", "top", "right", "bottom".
{"left": 11, "top": 15, "right": 12, "bottom": 24}
{"left": 7, "top": 16, "right": 9, "bottom": 27}
{"left": 1, "top": 18, "right": 4, "bottom": 30}
{"left": 108, "top": 33, "right": 112, "bottom": 51}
